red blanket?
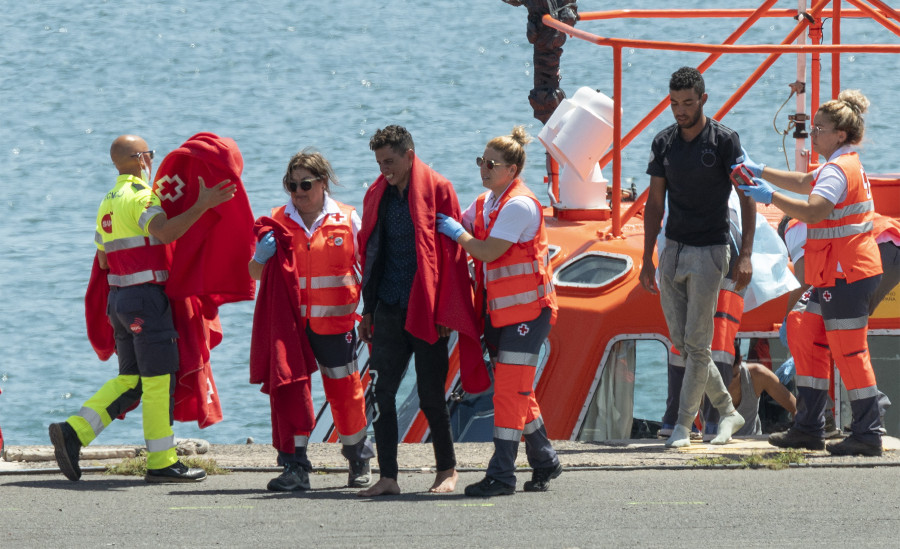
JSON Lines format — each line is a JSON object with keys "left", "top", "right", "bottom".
{"left": 358, "top": 154, "right": 489, "bottom": 394}
{"left": 85, "top": 132, "right": 255, "bottom": 428}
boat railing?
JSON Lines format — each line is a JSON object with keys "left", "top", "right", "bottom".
{"left": 537, "top": 1, "right": 900, "bottom": 238}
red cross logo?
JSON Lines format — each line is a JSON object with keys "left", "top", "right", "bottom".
{"left": 822, "top": 290, "right": 832, "bottom": 302}
{"left": 517, "top": 323, "right": 530, "bottom": 336}
{"left": 345, "top": 332, "right": 353, "bottom": 344}
{"left": 332, "top": 212, "right": 345, "bottom": 223}
{"left": 155, "top": 175, "right": 186, "bottom": 203}
{"left": 802, "top": 289, "right": 812, "bottom": 301}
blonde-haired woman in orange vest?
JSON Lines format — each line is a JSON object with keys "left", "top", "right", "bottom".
{"left": 249, "top": 148, "right": 374, "bottom": 490}
{"left": 736, "top": 90, "right": 885, "bottom": 456}
{"left": 437, "top": 126, "right": 562, "bottom": 496}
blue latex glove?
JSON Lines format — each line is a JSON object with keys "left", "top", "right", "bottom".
{"left": 739, "top": 177, "right": 775, "bottom": 205}
{"left": 779, "top": 318, "right": 789, "bottom": 349}
{"left": 732, "top": 146, "right": 766, "bottom": 177}
{"left": 775, "top": 357, "right": 795, "bottom": 385}
{"left": 253, "top": 231, "right": 277, "bottom": 264}
{"left": 436, "top": 213, "right": 466, "bottom": 241}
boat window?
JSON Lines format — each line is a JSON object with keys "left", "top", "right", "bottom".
{"left": 577, "top": 337, "right": 668, "bottom": 441}
{"left": 554, "top": 251, "right": 631, "bottom": 287}
{"left": 547, "top": 245, "right": 561, "bottom": 261}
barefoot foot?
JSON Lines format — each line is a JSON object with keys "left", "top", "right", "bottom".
{"left": 429, "top": 468, "right": 458, "bottom": 493}
{"left": 357, "top": 477, "right": 401, "bottom": 497}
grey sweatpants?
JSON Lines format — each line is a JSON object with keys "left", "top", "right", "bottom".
{"left": 658, "top": 239, "right": 736, "bottom": 429}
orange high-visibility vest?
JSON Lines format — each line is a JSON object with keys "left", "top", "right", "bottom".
{"left": 804, "top": 152, "right": 882, "bottom": 288}
{"left": 272, "top": 203, "right": 360, "bottom": 334}
{"left": 96, "top": 175, "right": 170, "bottom": 287}
{"left": 473, "top": 179, "right": 557, "bottom": 327}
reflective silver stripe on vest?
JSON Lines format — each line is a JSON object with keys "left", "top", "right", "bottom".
{"left": 308, "top": 303, "right": 357, "bottom": 318}
{"left": 145, "top": 433, "right": 175, "bottom": 454}
{"left": 338, "top": 426, "right": 368, "bottom": 447}
{"left": 712, "top": 350, "right": 735, "bottom": 367}
{"left": 796, "top": 375, "right": 830, "bottom": 391}
{"left": 95, "top": 231, "right": 104, "bottom": 247}
{"left": 523, "top": 415, "right": 544, "bottom": 436}
{"left": 139, "top": 206, "right": 165, "bottom": 230}
{"left": 319, "top": 360, "right": 356, "bottom": 380}
{"left": 805, "top": 300, "right": 822, "bottom": 317}
{"left": 299, "top": 278, "right": 307, "bottom": 290}
{"left": 78, "top": 407, "right": 106, "bottom": 437}
{"left": 848, "top": 385, "right": 880, "bottom": 401}
{"left": 489, "top": 283, "right": 548, "bottom": 312}
{"left": 107, "top": 269, "right": 169, "bottom": 287}
{"left": 104, "top": 235, "right": 162, "bottom": 252}
{"left": 823, "top": 315, "right": 869, "bottom": 332}
{"left": 486, "top": 260, "right": 537, "bottom": 283}
{"left": 494, "top": 426, "right": 523, "bottom": 442}
{"left": 294, "top": 435, "right": 309, "bottom": 448}
{"left": 827, "top": 200, "right": 873, "bottom": 220}
{"left": 310, "top": 274, "right": 358, "bottom": 289}
{"left": 497, "top": 351, "right": 540, "bottom": 367}
{"left": 807, "top": 221, "right": 873, "bottom": 240}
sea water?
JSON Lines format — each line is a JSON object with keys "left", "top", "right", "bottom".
{"left": 1, "top": 0, "right": 897, "bottom": 445}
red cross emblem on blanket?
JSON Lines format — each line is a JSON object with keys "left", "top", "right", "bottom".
{"left": 822, "top": 290, "right": 832, "bottom": 302}
{"left": 517, "top": 323, "right": 530, "bottom": 336}
{"left": 155, "top": 175, "right": 186, "bottom": 203}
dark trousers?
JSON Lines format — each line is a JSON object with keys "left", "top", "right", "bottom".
{"left": 369, "top": 302, "right": 456, "bottom": 479}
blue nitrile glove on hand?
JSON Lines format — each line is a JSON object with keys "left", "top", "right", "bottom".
{"left": 732, "top": 147, "right": 766, "bottom": 177}
{"left": 436, "top": 213, "right": 466, "bottom": 241}
{"left": 739, "top": 177, "right": 775, "bottom": 204}
{"left": 775, "top": 357, "right": 795, "bottom": 385}
{"left": 253, "top": 231, "right": 277, "bottom": 264}
{"left": 779, "top": 318, "right": 789, "bottom": 348}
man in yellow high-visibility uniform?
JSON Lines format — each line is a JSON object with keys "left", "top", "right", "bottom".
{"left": 49, "top": 134, "right": 235, "bottom": 482}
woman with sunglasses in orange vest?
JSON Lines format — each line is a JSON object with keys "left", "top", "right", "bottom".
{"left": 736, "top": 90, "right": 885, "bottom": 456}
{"left": 249, "top": 149, "right": 374, "bottom": 490}
{"left": 437, "top": 126, "right": 562, "bottom": 497}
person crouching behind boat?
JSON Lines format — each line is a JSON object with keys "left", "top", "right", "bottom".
{"left": 736, "top": 90, "right": 886, "bottom": 456}
{"left": 437, "top": 126, "right": 563, "bottom": 497}
{"left": 248, "top": 149, "right": 375, "bottom": 491}
{"left": 49, "top": 135, "right": 236, "bottom": 483}
{"left": 640, "top": 67, "right": 756, "bottom": 448}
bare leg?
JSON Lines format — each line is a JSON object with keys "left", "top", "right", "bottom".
{"left": 428, "top": 468, "right": 458, "bottom": 493}
{"left": 357, "top": 477, "right": 401, "bottom": 497}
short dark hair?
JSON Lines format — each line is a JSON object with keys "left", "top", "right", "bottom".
{"left": 369, "top": 125, "right": 415, "bottom": 155}
{"left": 669, "top": 66, "right": 705, "bottom": 96}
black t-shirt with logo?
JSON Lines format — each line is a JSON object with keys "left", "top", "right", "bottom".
{"left": 646, "top": 118, "right": 742, "bottom": 247}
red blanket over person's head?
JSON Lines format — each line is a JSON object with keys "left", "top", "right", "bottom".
{"left": 153, "top": 132, "right": 255, "bottom": 304}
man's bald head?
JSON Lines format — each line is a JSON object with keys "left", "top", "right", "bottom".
{"left": 110, "top": 135, "right": 149, "bottom": 175}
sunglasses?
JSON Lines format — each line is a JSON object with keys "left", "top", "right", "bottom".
{"left": 286, "top": 176, "right": 321, "bottom": 192}
{"left": 476, "top": 156, "right": 509, "bottom": 170}
{"left": 130, "top": 150, "right": 155, "bottom": 160}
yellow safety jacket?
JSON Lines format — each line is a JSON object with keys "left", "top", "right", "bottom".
{"left": 95, "top": 174, "right": 169, "bottom": 287}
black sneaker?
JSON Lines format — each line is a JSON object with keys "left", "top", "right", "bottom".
{"left": 523, "top": 462, "right": 563, "bottom": 492}
{"left": 146, "top": 460, "right": 207, "bottom": 483}
{"left": 347, "top": 459, "right": 372, "bottom": 488}
{"left": 464, "top": 476, "right": 515, "bottom": 497}
{"left": 49, "top": 422, "right": 82, "bottom": 481}
{"left": 768, "top": 428, "right": 825, "bottom": 450}
{"left": 826, "top": 436, "right": 883, "bottom": 457}
{"left": 267, "top": 463, "right": 310, "bottom": 491}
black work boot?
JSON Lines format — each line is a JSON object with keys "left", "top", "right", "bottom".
{"left": 826, "top": 436, "right": 883, "bottom": 457}
{"left": 523, "top": 462, "right": 563, "bottom": 492}
{"left": 145, "top": 460, "right": 207, "bottom": 483}
{"left": 464, "top": 476, "right": 515, "bottom": 497}
{"left": 49, "top": 422, "right": 82, "bottom": 481}
{"left": 768, "top": 428, "right": 825, "bottom": 450}
{"left": 266, "top": 462, "right": 310, "bottom": 491}
{"left": 347, "top": 459, "right": 372, "bottom": 488}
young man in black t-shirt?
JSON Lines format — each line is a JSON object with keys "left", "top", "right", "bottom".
{"left": 640, "top": 67, "right": 756, "bottom": 448}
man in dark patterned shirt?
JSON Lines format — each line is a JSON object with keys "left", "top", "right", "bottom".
{"left": 357, "top": 125, "right": 465, "bottom": 497}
